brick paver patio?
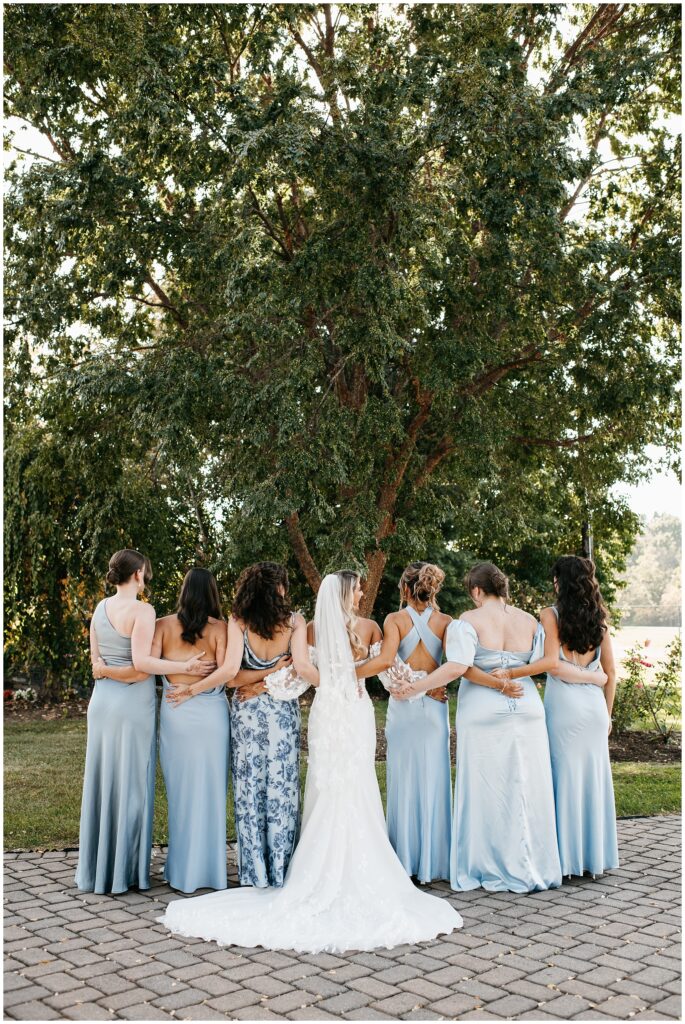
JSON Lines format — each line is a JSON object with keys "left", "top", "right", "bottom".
{"left": 3, "top": 816, "right": 681, "bottom": 1021}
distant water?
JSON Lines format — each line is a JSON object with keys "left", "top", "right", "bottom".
{"left": 612, "top": 625, "right": 681, "bottom": 680}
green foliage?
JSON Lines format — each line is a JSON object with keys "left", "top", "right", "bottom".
{"left": 612, "top": 635, "right": 682, "bottom": 739}
{"left": 4, "top": 5, "right": 681, "bottom": 687}
{"left": 618, "top": 514, "right": 682, "bottom": 625}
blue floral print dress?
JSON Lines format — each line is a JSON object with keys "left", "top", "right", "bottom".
{"left": 230, "top": 617, "right": 301, "bottom": 887}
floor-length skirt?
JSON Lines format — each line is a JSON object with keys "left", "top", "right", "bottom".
{"left": 545, "top": 676, "right": 619, "bottom": 876}
{"left": 386, "top": 696, "right": 451, "bottom": 882}
{"left": 230, "top": 693, "right": 300, "bottom": 887}
{"left": 160, "top": 678, "right": 230, "bottom": 892}
{"left": 75, "top": 676, "right": 156, "bottom": 894}
{"left": 451, "top": 679, "right": 561, "bottom": 892}
{"left": 160, "top": 689, "right": 461, "bottom": 952}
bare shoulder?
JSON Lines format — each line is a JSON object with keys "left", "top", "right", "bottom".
{"left": 136, "top": 601, "right": 156, "bottom": 620}
{"left": 539, "top": 606, "right": 556, "bottom": 623}
{"left": 460, "top": 608, "right": 477, "bottom": 623}
{"left": 357, "top": 615, "right": 380, "bottom": 638}
{"left": 432, "top": 610, "right": 453, "bottom": 628}
{"left": 514, "top": 607, "right": 537, "bottom": 626}
{"left": 291, "top": 611, "right": 307, "bottom": 630}
{"left": 207, "top": 616, "right": 228, "bottom": 634}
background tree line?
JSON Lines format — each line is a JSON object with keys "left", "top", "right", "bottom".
{"left": 4, "top": 4, "right": 680, "bottom": 693}
{"left": 618, "top": 514, "right": 681, "bottom": 627}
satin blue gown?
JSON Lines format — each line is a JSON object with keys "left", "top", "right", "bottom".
{"left": 159, "top": 674, "right": 230, "bottom": 892}
{"left": 447, "top": 620, "right": 561, "bottom": 893}
{"left": 230, "top": 624, "right": 300, "bottom": 888}
{"left": 544, "top": 607, "right": 619, "bottom": 877}
{"left": 385, "top": 607, "right": 451, "bottom": 882}
{"left": 75, "top": 600, "right": 156, "bottom": 894}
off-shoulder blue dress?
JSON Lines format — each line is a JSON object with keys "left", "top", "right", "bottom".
{"left": 385, "top": 607, "right": 451, "bottom": 882}
{"left": 544, "top": 607, "right": 619, "bottom": 877}
{"left": 447, "top": 619, "right": 561, "bottom": 893}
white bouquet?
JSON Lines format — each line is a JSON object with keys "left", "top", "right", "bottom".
{"left": 368, "top": 642, "right": 426, "bottom": 702}
{"left": 264, "top": 646, "right": 317, "bottom": 701}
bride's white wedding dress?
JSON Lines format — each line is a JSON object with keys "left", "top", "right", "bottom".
{"left": 159, "top": 575, "right": 462, "bottom": 953}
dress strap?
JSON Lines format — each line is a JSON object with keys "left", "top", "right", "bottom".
{"left": 398, "top": 606, "right": 443, "bottom": 666}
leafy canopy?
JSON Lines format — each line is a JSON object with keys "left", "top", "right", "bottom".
{"left": 4, "top": 4, "right": 680, "bottom": 685}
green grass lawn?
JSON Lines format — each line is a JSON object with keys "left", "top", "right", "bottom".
{"left": 4, "top": 719, "right": 681, "bottom": 850}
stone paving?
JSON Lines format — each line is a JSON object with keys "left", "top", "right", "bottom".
{"left": 3, "top": 816, "right": 681, "bottom": 1022}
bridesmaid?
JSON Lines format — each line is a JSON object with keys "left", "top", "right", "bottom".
{"left": 495, "top": 556, "right": 618, "bottom": 877}
{"left": 155, "top": 569, "right": 230, "bottom": 893}
{"left": 356, "top": 562, "right": 453, "bottom": 883}
{"left": 169, "top": 563, "right": 316, "bottom": 888}
{"left": 400, "top": 562, "right": 562, "bottom": 893}
{"left": 78, "top": 549, "right": 214, "bottom": 894}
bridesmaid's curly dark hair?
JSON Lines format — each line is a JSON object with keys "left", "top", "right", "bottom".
{"left": 232, "top": 562, "right": 291, "bottom": 640}
{"left": 553, "top": 556, "right": 608, "bottom": 654}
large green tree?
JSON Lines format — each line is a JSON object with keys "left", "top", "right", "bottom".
{"left": 4, "top": 4, "right": 680, "bottom": 675}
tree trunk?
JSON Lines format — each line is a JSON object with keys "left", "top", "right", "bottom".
{"left": 360, "top": 548, "right": 387, "bottom": 617}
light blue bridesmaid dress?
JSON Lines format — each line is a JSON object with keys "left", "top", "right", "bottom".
{"left": 159, "top": 672, "right": 230, "bottom": 892}
{"left": 75, "top": 600, "right": 156, "bottom": 894}
{"left": 385, "top": 607, "right": 451, "bottom": 883}
{"left": 447, "top": 620, "right": 561, "bottom": 893}
{"left": 544, "top": 607, "right": 619, "bottom": 877}
{"left": 230, "top": 623, "right": 300, "bottom": 888}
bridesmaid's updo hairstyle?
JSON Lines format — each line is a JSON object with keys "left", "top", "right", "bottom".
{"left": 399, "top": 562, "right": 445, "bottom": 609}
{"left": 176, "top": 568, "right": 223, "bottom": 646}
{"left": 106, "top": 549, "right": 152, "bottom": 588}
{"left": 334, "top": 570, "right": 366, "bottom": 659}
{"left": 465, "top": 562, "right": 509, "bottom": 602}
{"left": 552, "top": 555, "right": 608, "bottom": 654}
{"left": 232, "top": 562, "right": 291, "bottom": 640}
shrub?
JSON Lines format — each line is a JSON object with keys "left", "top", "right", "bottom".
{"left": 613, "top": 636, "right": 682, "bottom": 741}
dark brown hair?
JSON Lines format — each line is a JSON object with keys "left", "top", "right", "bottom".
{"left": 176, "top": 568, "right": 223, "bottom": 646}
{"left": 399, "top": 562, "right": 445, "bottom": 609}
{"left": 464, "top": 562, "right": 509, "bottom": 601}
{"left": 553, "top": 556, "right": 608, "bottom": 654}
{"left": 106, "top": 549, "right": 152, "bottom": 588}
{"left": 232, "top": 562, "right": 291, "bottom": 640}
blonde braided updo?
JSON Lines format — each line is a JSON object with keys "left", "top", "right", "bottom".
{"left": 398, "top": 561, "right": 445, "bottom": 610}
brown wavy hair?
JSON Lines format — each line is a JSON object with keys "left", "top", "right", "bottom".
{"left": 176, "top": 568, "right": 223, "bottom": 646}
{"left": 232, "top": 562, "right": 291, "bottom": 639}
{"left": 399, "top": 562, "right": 445, "bottom": 609}
{"left": 553, "top": 556, "right": 608, "bottom": 654}
{"left": 464, "top": 562, "right": 509, "bottom": 601}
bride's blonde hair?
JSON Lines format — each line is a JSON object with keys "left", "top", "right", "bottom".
{"left": 334, "top": 570, "right": 366, "bottom": 658}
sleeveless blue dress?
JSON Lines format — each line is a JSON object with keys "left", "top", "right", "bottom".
{"left": 385, "top": 608, "right": 451, "bottom": 882}
{"left": 544, "top": 607, "right": 619, "bottom": 876}
{"left": 447, "top": 620, "right": 561, "bottom": 893}
{"left": 230, "top": 622, "right": 301, "bottom": 887}
{"left": 75, "top": 600, "right": 156, "bottom": 894}
{"left": 159, "top": 661, "right": 230, "bottom": 893}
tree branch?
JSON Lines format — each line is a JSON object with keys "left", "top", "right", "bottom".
{"left": 247, "top": 188, "right": 293, "bottom": 261}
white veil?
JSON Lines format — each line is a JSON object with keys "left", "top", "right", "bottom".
{"left": 313, "top": 574, "right": 360, "bottom": 701}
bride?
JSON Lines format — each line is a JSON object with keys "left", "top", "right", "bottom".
{"left": 160, "top": 572, "right": 462, "bottom": 953}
